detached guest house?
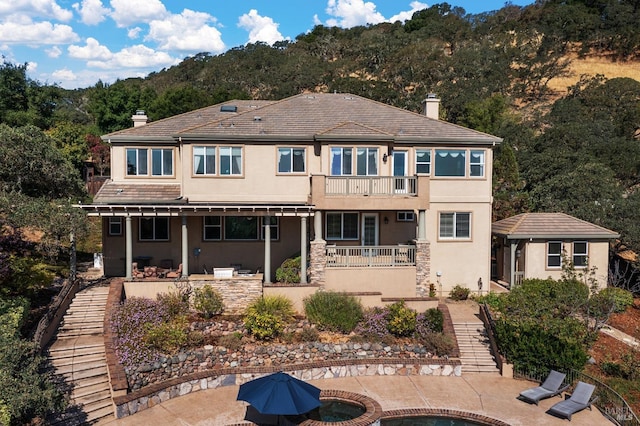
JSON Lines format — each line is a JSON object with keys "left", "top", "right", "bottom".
{"left": 78, "top": 93, "right": 501, "bottom": 308}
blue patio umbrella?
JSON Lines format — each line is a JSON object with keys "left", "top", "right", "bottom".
{"left": 236, "top": 372, "right": 322, "bottom": 416}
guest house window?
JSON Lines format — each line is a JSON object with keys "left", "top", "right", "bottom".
{"left": 108, "top": 217, "right": 122, "bottom": 236}
{"left": 139, "top": 217, "right": 169, "bottom": 241}
{"left": 416, "top": 150, "right": 431, "bottom": 174}
{"left": 194, "top": 146, "right": 216, "bottom": 175}
{"left": 439, "top": 212, "right": 471, "bottom": 239}
{"left": 547, "top": 241, "right": 563, "bottom": 268}
{"left": 573, "top": 241, "right": 588, "bottom": 268}
{"left": 326, "top": 212, "right": 358, "bottom": 240}
{"left": 278, "top": 148, "right": 306, "bottom": 173}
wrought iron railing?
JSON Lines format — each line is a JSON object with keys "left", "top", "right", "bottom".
{"left": 325, "top": 245, "right": 416, "bottom": 267}
{"left": 325, "top": 176, "right": 417, "bottom": 196}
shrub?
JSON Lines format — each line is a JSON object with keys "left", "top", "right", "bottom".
{"left": 193, "top": 284, "right": 224, "bottom": 318}
{"left": 415, "top": 308, "right": 444, "bottom": 336}
{"left": 275, "top": 256, "right": 301, "bottom": 283}
{"left": 243, "top": 295, "right": 294, "bottom": 340}
{"left": 386, "top": 301, "right": 417, "bottom": 337}
{"left": 429, "top": 283, "right": 436, "bottom": 297}
{"left": 144, "top": 316, "right": 189, "bottom": 354}
{"left": 157, "top": 290, "right": 189, "bottom": 318}
{"left": 304, "top": 291, "right": 363, "bottom": 333}
{"left": 449, "top": 285, "right": 470, "bottom": 301}
{"left": 597, "top": 287, "right": 634, "bottom": 313}
{"left": 473, "top": 292, "right": 506, "bottom": 311}
{"left": 418, "top": 332, "right": 455, "bottom": 356}
{"left": 354, "top": 307, "right": 390, "bottom": 340}
{"left": 218, "top": 332, "right": 244, "bottom": 351}
{"left": 298, "top": 326, "right": 320, "bottom": 342}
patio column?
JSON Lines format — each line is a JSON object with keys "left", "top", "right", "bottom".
{"left": 264, "top": 215, "right": 272, "bottom": 284}
{"left": 417, "top": 210, "right": 426, "bottom": 241}
{"left": 313, "top": 211, "right": 323, "bottom": 241}
{"left": 510, "top": 240, "right": 517, "bottom": 287}
{"left": 125, "top": 216, "right": 132, "bottom": 279}
{"left": 300, "top": 216, "right": 308, "bottom": 284}
{"left": 181, "top": 215, "right": 188, "bottom": 277}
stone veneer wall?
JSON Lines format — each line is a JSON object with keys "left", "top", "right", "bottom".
{"left": 414, "top": 240, "right": 431, "bottom": 297}
{"left": 308, "top": 240, "right": 327, "bottom": 286}
{"left": 113, "top": 360, "right": 462, "bottom": 419}
{"left": 189, "top": 278, "right": 263, "bottom": 314}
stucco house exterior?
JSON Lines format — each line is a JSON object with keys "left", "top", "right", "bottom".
{"left": 78, "top": 92, "right": 501, "bottom": 308}
{"left": 492, "top": 213, "right": 619, "bottom": 290}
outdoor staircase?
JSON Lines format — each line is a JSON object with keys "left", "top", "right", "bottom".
{"left": 46, "top": 285, "right": 114, "bottom": 425}
{"left": 453, "top": 321, "right": 500, "bottom": 374}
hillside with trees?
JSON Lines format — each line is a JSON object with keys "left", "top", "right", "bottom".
{"left": 0, "top": 2, "right": 639, "bottom": 422}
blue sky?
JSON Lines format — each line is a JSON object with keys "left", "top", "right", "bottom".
{"left": 0, "top": 0, "right": 533, "bottom": 90}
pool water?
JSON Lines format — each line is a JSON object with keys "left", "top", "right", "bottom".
{"left": 306, "top": 400, "right": 367, "bottom": 422}
{"left": 382, "top": 418, "right": 486, "bottom": 426}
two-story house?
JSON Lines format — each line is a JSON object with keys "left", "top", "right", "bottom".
{"left": 78, "top": 93, "right": 501, "bottom": 307}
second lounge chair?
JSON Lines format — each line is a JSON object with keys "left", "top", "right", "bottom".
{"left": 548, "top": 381, "right": 597, "bottom": 421}
{"left": 519, "top": 370, "right": 569, "bottom": 405}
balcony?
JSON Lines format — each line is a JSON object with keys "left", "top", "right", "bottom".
{"left": 326, "top": 245, "right": 416, "bottom": 268}
{"left": 310, "top": 175, "right": 430, "bottom": 211}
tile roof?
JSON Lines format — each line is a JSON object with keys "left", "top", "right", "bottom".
{"left": 92, "top": 181, "right": 183, "bottom": 204}
{"left": 492, "top": 213, "right": 619, "bottom": 239}
{"left": 103, "top": 93, "right": 501, "bottom": 145}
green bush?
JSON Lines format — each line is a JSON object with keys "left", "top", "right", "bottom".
{"left": 298, "top": 326, "right": 320, "bottom": 342}
{"left": 275, "top": 256, "right": 301, "bottom": 283}
{"left": 144, "top": 316, "right": 189, "bottom": 354}
{"left": 473, "top": 292, "right": 506, "bottom": 311}
{"left": 218, "top": 332, "right": 244, "bottom": 350}
{"left": 418, "top": 332, "right": 455, "bottom": 356}
{"left": 416, "top": 308, "right": 444, "bottom": 334}
{"left": 243, "top": 295, "right": 295, "bottom": 340}
{"left": 449, "top": 285, "right": 470, "bottom": 301}
{"left": 386, "top": 301, "right": 417, "bottom": 337}
{"left": 193, "top": 284, "right": 224, "bottom": 318}
{"left": 597, "top": 287, "right": 634, "bottom": 313}
{"left": 304, "top": 291, "right": 363, "bottom": 333}
{"left": 157, "top": 290, "right": 190, "bottom": 318}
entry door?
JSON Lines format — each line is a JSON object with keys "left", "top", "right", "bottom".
{"left": 361, "top": 213, "right": 379, "bottom": 248}
{"left": 393, "top": 151, "right": 408, "bottom": 193}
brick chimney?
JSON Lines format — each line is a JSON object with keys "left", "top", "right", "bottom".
{"left": 422, "top": 94, "right": 440, "bottom": 120}
{"left": 132, "top": 110, "right": 148, "bottom": 127}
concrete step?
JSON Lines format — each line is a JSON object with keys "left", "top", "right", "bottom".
{"left": 60, "top": 365, "right": 108, "bottom": 381}
{"left": 71, "top": 381, "right": 111, "bottom": 400}
{"left": 73, "top": 389, "right": 112, "bottom": 407}
{"left": 50, "top": 352, "right": 106, "bottom": 368}
{"left": 52, "top": 358, "right": 107, "bottom": 375}
{"left": 72, "top": 374, "right": 110, "bottom": 390}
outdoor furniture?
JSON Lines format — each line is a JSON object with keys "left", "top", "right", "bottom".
{"left": 165, "top": 263, "right": 183, "bottom": 279}
{"left": 519, "top": 370, "right": 569, "bottom": 405}
{"left": 132, "top": 262, "right": 145, "bottom": 279}
{"left": 547, "top": 381, "right": 597, "bottom": 421}
{"left": 143, "top": 266, "right": 158, "bottom": 278}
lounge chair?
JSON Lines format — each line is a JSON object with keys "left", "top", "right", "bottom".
{"left": 548, "top": 381, "right": 597, "bottom": 421}
{"left": 519, "top": 370, "right": 569, "bottom": 405}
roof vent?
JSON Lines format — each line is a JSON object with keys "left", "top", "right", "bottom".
{"left": 253, "top": 116, "right": 262, "bottom": 121}
{"left": 220, "top": 105, "right": 237, "bottom": 112}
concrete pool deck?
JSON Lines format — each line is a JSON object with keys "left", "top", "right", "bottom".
{"left": 98, "top": 374, "right": 610, "bottom": 425}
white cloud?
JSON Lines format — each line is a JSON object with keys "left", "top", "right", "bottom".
{"left": 26, "top": 61, "right": 37, "bottom": 72}
{"left": 68, "top": 37, "right": 113, "bottom": 60}
{"left": 237, "top": 9, "right": 287, "bottom": 46}
{"left": 52, "top": 68, "right": 76, "bottom": 82}
{"left": 325, "top": 0, "right": 385, "bottom": 28}
{"left": 0, "top": 17, "right": 79, "bottom": 44}
{"left": 46, "top": 45, "right": 62, "bottom": 58}
{"left": 109, "top": 0, "right": 168, "bottom": 28}
{"left": 127, "top": 27, "right": 142, "bottom": 39}
{"left": 389, "top": 1, "right": 428, "bottom": 23}
{"left": 147, "top": 9, "right": 225, "bottom": 53}
{"left": 86, "top": 44, "right": 179, "bottom": 70}
{"left": 73, "top": 0, "right": 110, "bottom": 25}
{"left": 0, "top": 0, "right": 73, "bottom": 22}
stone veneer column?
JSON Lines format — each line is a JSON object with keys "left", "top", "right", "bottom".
{"left": 309, "top": 240, "right": 327, "bottom": 288}
{"left": 414, "top": 240, "right": 431, "bottom": 297}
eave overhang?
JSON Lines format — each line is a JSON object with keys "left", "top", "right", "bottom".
{"left": 498, "top": 233, "right": 620, "bottom": 240}
{"left": 74, "top": 203, "right": 315, "bottom": 217}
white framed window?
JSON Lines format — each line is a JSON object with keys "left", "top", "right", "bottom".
{"left": 470, "top": 150, "right": 485, "bottom": 177}
{"left": 435, "top": 149, "right": 466, "bottom": 177}
{"left": 203, "top": 216, "right": 222, "bottom": 240}
{"left": 151, "top": 148, "right": 173, "bottom": 176}
{"left": 326, "top": 212, "right": 359, "bottom": 240}
{"left": 108, "top": 217, "right": 122, "bottom": 236}
{"left": 547, "top": 241, "right": 563, "bottom": 268}
{"left": 278, "top": 148, "right": 306, "bottom": 173}
{"left": 439, "top": 212, "right": 471, "bottom": 239}
{"left": 397, "top": 211, "right": 415, "bottom": 222}
{"left": 139, "top": 217, "right": 169, "bottom": 241}
{"left": 220, "top": 146, "right": 242, "bottom": 175}
{"left": 126, "top": 148, "right": 148, "bottom": 175}
{"left": 356, "top": 147, "right": 378, "bottom": 176}
{"left": 416, "top": 149, "right": 431, "bottom": 174}
{"left": 194, "top": 146, "right": 216, "bottom": 175}
{"left": 330, "top": 147, "right": 353, "bottom": 176}
{"left": 224, "top": 216, "right": 258, "bottom": 240}
{"left": 260, "top": 216, "right": 280, "bottom": 240}
{"left": 573, "top": 241, "right": 588, "bottom": 268}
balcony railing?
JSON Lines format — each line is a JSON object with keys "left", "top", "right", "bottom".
{"left": 326, "top": 245, "right": 416, "bottom": 268}
{"left": 325, "top": 176, "right": 417, "bottom": 196}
